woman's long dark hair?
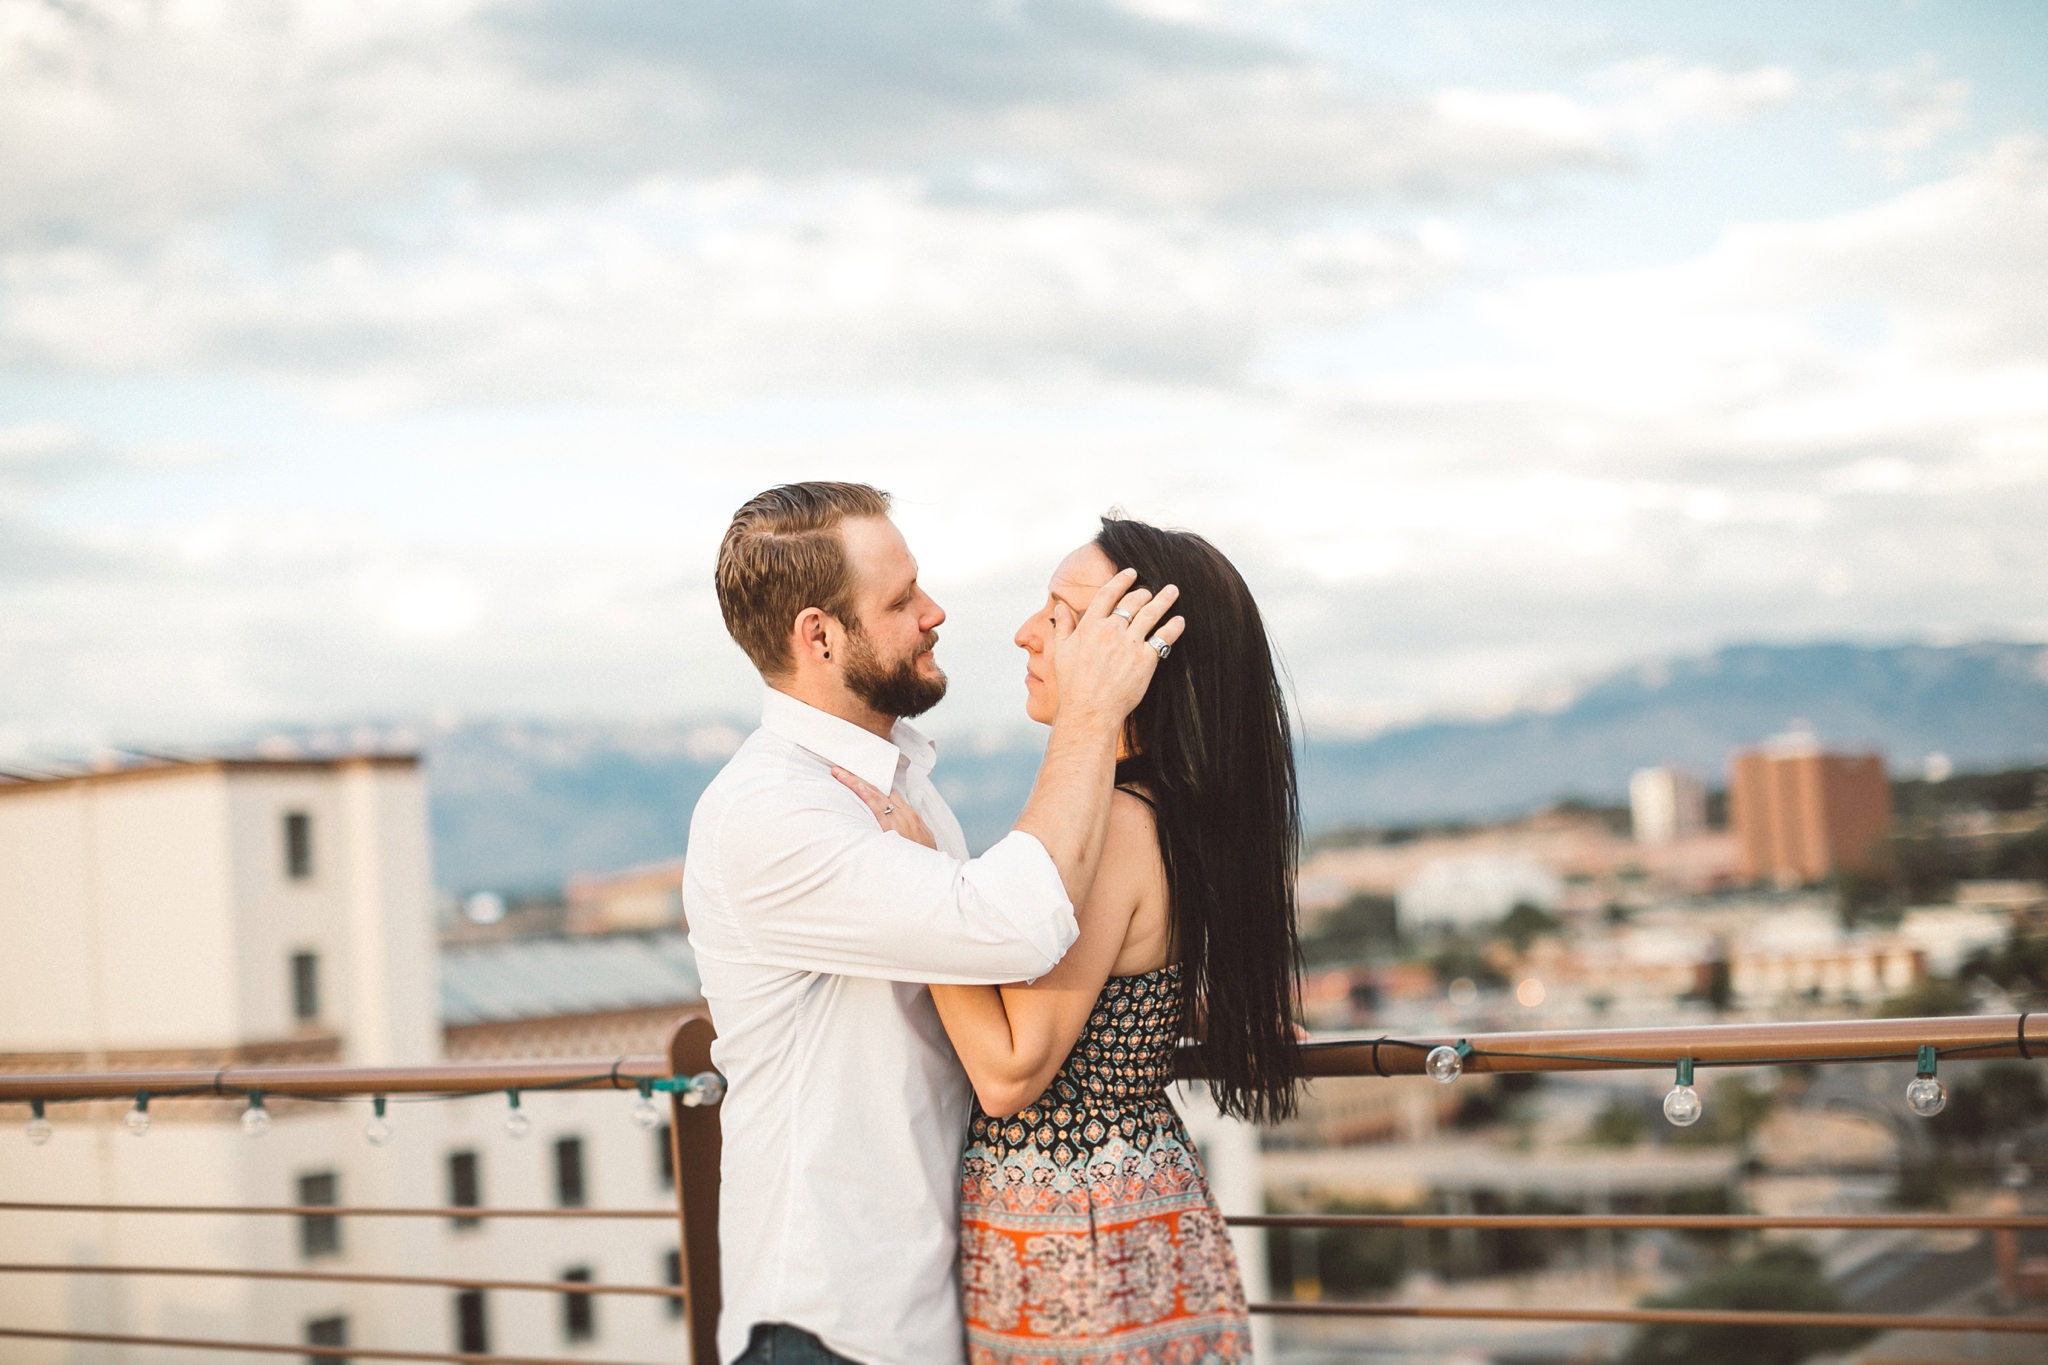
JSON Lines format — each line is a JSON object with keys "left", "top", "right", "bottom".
{"left": 1096, "top": 515, "right": 1302, "bottom": 1124}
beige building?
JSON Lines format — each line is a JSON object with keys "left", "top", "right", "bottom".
{"left": 1629, "top": 767, "right": 1706, "bottom": 845}
{"left": 0, "top": 755, "right": 697, "bottom": 1363}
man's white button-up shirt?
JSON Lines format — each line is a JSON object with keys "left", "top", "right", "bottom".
{"left": 684, "top": 688, "right": 1079, "bottom": 1365}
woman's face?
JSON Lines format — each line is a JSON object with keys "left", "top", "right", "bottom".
{"left": 1015, "top": 541, "right": 1119, "bottom": 726}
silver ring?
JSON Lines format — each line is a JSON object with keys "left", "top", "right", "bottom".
{"left": 1111, "top": 607, "right": 1134, "bottom": 621}
{"left": 882, "top": 803, "right": 894, "bottom": 815}
{"left": 1147, "top": 638, "right": 1171, "bottom": 660}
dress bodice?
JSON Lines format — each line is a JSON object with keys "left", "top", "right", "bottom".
{"left": 968, "top": 965, "right": 1182, "bottom": 1166}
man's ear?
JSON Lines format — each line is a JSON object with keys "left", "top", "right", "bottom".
{"left": 792, "top": 607, "right": 834, "bottom": 666}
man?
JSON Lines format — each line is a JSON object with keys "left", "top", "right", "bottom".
{"left": 684, "top": 482, "right": 1183, "bottom": 1364}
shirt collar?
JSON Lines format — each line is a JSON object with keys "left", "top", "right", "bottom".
{"left": 760, "top": 688, "right": 935, "bottom": 792}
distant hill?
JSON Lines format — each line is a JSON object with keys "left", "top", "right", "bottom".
{"left": 420, "top": 717, "right": 1051, "bottom": 890}
{"left": 414, "top": 641, "right": 2048, "bottom": 891}
{"left": 1297, "top": 640, "right": 2048, "bottom": 829}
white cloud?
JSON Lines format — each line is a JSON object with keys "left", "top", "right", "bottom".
{"left": 1436, "top": 58, "right": 1796, "bottom": 152}
{"left": 1843, "top": 53, "right": 1971, "bottom": 173}
{"left": 1594, "top": 57, "right": 1799, "bottom": 139}
{"left": 0, "top": 176, "right": 1463, "bottom": 403}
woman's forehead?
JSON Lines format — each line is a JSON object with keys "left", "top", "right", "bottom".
{"left": 1048, "top": 542, "right": 1115, "bottom": 599}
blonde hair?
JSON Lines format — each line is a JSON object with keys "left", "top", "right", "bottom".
{"left": 715, "top": 482, "right": 892, "bottom": 678}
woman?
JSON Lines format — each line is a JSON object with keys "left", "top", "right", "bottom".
{"left": 849, "top": 516, "right": 1302, "bottom": 1363}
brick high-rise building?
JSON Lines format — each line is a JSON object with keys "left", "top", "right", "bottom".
{"left": 1729, "top": 734, "right": 1892, "bottom": 885}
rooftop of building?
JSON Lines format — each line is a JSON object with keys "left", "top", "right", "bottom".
{"left": 439, "top": 930, "right": 701, "bottom": 1026}
{"left": 0, "top": 750, "right": 418, "bottom": 797}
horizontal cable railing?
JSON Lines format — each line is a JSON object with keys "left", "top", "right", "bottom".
{"left": 0, "top": 1262, "right": 683, "bottom": 1298}
{"left": 0, "top": 1054, "right": 672, "bottom": 1101}
{"left": 1233, "top": 1209, "right": 2048, "bottom": 1335}
{"left": 3, "top": 1014, "right": 2044, "bottom": 1359}
{"left": 1243, "top": 1304, "right": 2048, "bottom": 1333}
{"left": 0, "top": 1201, "right": 671, "bottom": 1219}
{"left": 1231, "top": 1212, "right": 2048, "bottom": 1231}
{"left": 0, "top": 1327, "right": 663, "bottom": 1365}
{"left": 1183, "top": 1011, "right": 2037, "bottom": 1078}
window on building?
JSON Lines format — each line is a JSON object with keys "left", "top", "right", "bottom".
{"left": 298, "top": 1172, "right": 341, "bottom": 1259}
{"left": 560, "top": 1266, "right": 596, "bottom": 1342}
{"left": 291, "top": 952, "right": 320, "bottom": 1023}
{"left": 662, "top": 1248, "right": 683, "bottom": 1320}
{"left": 305, "top": 1313, "right": 347, "bottom": 1365}
{"left": 447, "top": 1150, "right": 481, "bottom": 1230}
{"left": 453, "top": 1289, "right": 488, "bottom": 1354}
{"left": 656, "top": 1121, "right": 673, "bottom": 1190}
{"left": 284, "top": 811, "right": 314, "bottom": 880}
{"left": 553, "top": 1136, "right": 586, "bottom": 1208}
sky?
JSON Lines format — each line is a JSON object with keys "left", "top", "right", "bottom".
{"left": 3, "top": 0, "right": 2045, "bottom": 759}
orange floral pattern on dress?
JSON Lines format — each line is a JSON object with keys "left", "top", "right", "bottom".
{"left": 960, "top": 966, "right": 1251, "bottom": 1365}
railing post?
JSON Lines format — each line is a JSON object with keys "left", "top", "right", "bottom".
{"left": 666, "top": 1014, "right": 722, "bottom": 1365}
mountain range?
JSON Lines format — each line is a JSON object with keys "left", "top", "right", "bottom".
{"left": 411, "top": 640, "right": 2048, "bottom": 891}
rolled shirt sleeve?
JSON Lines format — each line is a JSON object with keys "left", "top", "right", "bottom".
{"left": 707, "top": 777, "right": 1077, "bottom": 985}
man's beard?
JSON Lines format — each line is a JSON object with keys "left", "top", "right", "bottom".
{"left": 843, "top": 619, "right": 948, "bottom": 719}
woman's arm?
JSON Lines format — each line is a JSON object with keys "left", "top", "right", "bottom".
{"left": 928, "top": 791, "right": 1157, "bottom": 1117}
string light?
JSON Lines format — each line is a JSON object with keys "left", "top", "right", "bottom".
{"left": 1663, "top": 1058, "right": 1703, "bottom": 1127}
{"left": 682, "top": 1071, "right": 726, "bottom": 1108}
{"left": 1426, "top": 1041, "right": 1472, "bottom": 1085}
{"left": 630, "top": 1080, "right": 662, "bottom": 1131}
{"left": 18, "top": 1071, "right": 726, "bottom": 1150}
{"left": 1906, "top": 1045, "right": 1946, "bottom": 1117}
{"left": 503, "top": 1089, "right": 531, "bottom": 1139}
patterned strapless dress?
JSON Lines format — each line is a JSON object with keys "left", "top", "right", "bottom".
{"left": 958, "top": 965, "right": 1251, "bottom": 1364}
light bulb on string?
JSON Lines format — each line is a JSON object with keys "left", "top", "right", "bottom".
{"left": 1663, "top": 1058, "right": 1703, "bottom": 1127}
{"left": 1426, "top": 1041, "right": 1471, "bottom": 1085}
{"left": 504, "top": 1089, "right": 531, "bottom": 1139}
{"left": 364, "top": 1096, "right": 393, "bottom": 1147}
{"left": 126, "top": 1093, "right": 150, "bottom": 1136}
{"left": 241, "top": 1092, "right": 271, "bottom": 1138}
{"left": 683, "top": 1071, "right": 727, "bottom": 1108}
{"left": 630, "top": 1080, "right": 662, "bottom": 1131}
{"left": 26, "top": 1099, "right": 53, "bottom": 1146}
{"left": 1906, "top": 1045, "right": 1946, "bottom": 1117}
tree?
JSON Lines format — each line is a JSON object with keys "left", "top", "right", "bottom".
{"left": 1876, "top": 976, "right": 1971, "bottom": 1018}
{"left": 1668, "top": 1075, "right": 1775, "bottom": 1148}
{"left": 1962, "top": 930, "right": 2048, "bottom": 998}
{"left": 1588, "top": 1096, "right": 1646, "bottom": 1148}
{"left": 1937, "top": 1062, "right": 2048, "bottom": 1149}
{"left": 1498, "top": 901, "right": 1561, "bottom": 954}
{"left": 1428, "top": 934, "right": 1507, "bottom": 989}
{"left": 1300, "top": 893, "right": 1398, "bottom": 966}
{"left": 1620, "top": 1245, "right": 1874, "bottom": 1365}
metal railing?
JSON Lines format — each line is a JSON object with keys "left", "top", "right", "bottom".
{"left": 3, "top": 1013, "right": 2044, "bottom": 1360}
{"left": 0, "top": 1017, "right": 721, "bottom": 1365}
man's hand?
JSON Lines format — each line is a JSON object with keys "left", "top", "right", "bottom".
{"left": 832, "top": 766, "right": 939, "bottom": 850}
{"left": 1050, "top": 567, "right": 1186, "bottom": 730}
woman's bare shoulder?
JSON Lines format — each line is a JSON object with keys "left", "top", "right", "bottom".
{"left": 1106, "top": 785, "right": 1159, "bottom": 847}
